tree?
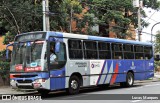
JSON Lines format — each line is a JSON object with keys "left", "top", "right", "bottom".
{"left": 88, "top": 0, "right": 160, "bottom": 38}
{"left": 154, "top": 31, "right": 160, "bottom": 53}
{"left": 0, "top": 0, "right": 42, "bottom": 44}
{"left": 1, "top": 0, "right": 160, "bottom": 44}
{"left": 0, "top": 0, "right": 95, "bottom": 44}
{"left": 49, "top": 0, "right": 94, "bottom": 34}
{"left": 154, "top": 31, "right": 160, "bottom": 72}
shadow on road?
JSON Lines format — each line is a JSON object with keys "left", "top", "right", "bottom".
{"left": 40, "top": 84, "right": 143, "bottom": 100}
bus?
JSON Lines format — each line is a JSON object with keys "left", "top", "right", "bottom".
{"left": 6, "top": 31, "right": 154, "bottom": 95}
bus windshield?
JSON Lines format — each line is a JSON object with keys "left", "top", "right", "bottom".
{"left": 10, "top": 41, "right": 46, "bottom": 72}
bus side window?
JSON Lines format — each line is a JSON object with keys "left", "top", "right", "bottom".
{"left": 68, "top": 39, "right": 83, "bottom": 59}
{"left": 123, "top": 44, "right": 134, "bottom": 59}
{"left": 134, "top": 45, "right": 144, "bottom": 59}
{"left": 83, "top": 41, "right": 98, "bottom": 59}
{"left": 49, "top": 42, "right": 66, "bottom": 70}
{"left": 144, "top": 46, "right": 152, "bottom": 60}
{"left": 98, "top": 42, "right": 111, "bottom": 59}
{"left": 112, "top": 43, "right": 123, "bottom": 59}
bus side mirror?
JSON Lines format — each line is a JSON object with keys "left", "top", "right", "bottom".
{"left": 154, "top": 54, "right": 160, "bottom": 61}
{"left": 6, "top": 43, "right": 13, "bottom": 61}
{"left": 55, "top": 42, "right": 60, "bottom": 53}
{"left": 6, "top": 49, "right": 9, "bottom": 59}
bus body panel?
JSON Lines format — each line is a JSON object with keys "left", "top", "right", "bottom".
{"left": 50, "top": 67, "right": 65, "bottom": 90}
{"left": 66, "top": 60, "right": 90, "bottom": 87}
{"left": 9, "top": 31, "right": 154, "bottom": 92}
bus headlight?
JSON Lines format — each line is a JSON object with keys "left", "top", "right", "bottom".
{"left": 34, "top": 78, "right": 46, "bottom": 83}
{"left": 10, "top": 79, "right": 15, "bottom": 83}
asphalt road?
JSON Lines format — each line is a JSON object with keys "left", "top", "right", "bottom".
{"left": 1, "top": 80, "right": 160, "bottom": 103}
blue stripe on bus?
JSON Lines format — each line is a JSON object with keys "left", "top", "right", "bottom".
{"left": 96, "top": 61, "right": 106, "bottom": 85}
{"left": 46, "top": 32, "right": 63, "bottom": 40}
{"left": 103, "top": 62, "right": 110, "bottom": 84}
{"left": 88, "top": 36, "right": 152, "bottom": 46}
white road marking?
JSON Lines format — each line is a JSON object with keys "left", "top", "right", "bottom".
{"left": 131, "top": 100, "right": 143, "bottom": 103}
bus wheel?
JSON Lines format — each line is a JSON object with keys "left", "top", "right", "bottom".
{"left": 67, "top": 76, "right": 80, "bottom": 95}
{"left": 120, "top": 72, "right": 134, "bottom": 87}
{"left": 126, "top": 72, "right": 134, "bottom": 87}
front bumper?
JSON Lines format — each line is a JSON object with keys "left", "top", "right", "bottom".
{"left": 10, "top": 78, "right": 49, "bottom": 90}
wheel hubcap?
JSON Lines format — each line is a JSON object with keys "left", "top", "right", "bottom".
{"left": 71, "top": 80, "right": 78, "bottom": 89}
{"left": 128, "top": 75, "right": 133, "bottom": 85}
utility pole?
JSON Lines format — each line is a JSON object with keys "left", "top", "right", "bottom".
{"left": 42, "top": 0, "right": 50, "bottom": 31}
{"left": 70, "top": 5, "right": 73, "bottom": 33}
{"left": 138, "top": 5, "right": 141, "bottom": 41}
{"left": 133, "top": 0, "right": 142, "bottom": 41}
{"left": 151, "top": 22, "right": 160, "bottom": 43}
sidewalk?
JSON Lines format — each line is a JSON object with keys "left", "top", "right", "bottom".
{"left": 154, "top": 72, "right": 160, "bottom": 79}
{"left": 0, "top": 73, "right": 160, "bottom": 96}
{"left": 0, "top": 86, "right": 37, "bottom": 95}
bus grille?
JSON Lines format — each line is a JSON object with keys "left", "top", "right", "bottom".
{"left": 17, "top": 80, "right": 33, "bottom": 83}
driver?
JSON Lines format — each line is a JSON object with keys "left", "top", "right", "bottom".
{"left": 50, "top": 46, "right": 57, "bottom": 63}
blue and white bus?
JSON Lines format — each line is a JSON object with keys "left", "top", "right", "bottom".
{"left": 6, "top": 31, "right": 154, "bottom": 95}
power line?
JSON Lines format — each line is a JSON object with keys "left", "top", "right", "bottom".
{"left": 141, "top": 31, "right": 157, "bottom": 37}
{"left": 145, "top": 10, "right": 157, "bottom": 22}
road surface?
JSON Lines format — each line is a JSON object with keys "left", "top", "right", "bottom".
{"left": 1, "top": 80, "right": 160, "bottom": 103}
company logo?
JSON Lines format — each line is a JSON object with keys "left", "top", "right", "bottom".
{"left": 23, "top": 78, "right": 25, "bottom": 81}
{"left": 130, "top": 62, "right": 136, "bottom": 69}
{"left": 91, "top": 64, "right": 94, "bottom": 68}
{"left": 1, "top": 95, "right": 42, "bottom": 100}
{"left": 2, "top": 95, "right": 11, "bottom": 100}
{"left": 91, "top": 63, "right": 100, "bottom": 68}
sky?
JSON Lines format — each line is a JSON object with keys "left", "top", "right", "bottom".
{"left": 140, "top": 7, "right": 160, "bottom": 42}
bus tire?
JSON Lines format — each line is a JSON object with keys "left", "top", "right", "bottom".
{"left": 120, "top": 72, "right": 134, "bottom": 87}
{"left": 126, "top": 72, "right": 134, "bottom": 87}
{"left": 67, "top": 75, "right": 80, "bottom": 95}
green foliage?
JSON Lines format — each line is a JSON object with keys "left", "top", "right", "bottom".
{"left": 89, "top": 0, "right": 160, "bottom": 38}
{"left": 155, "top": 61, "right": 160, "bottom": 72}
{"left": 3, "top": 31, "right": 14, "bottom": 44}
{"left": 0, "top": 62, "right": 10, "bottom": 72}
{"left": 0, "top": 0, "right": 160, "bottom": 43}
{"left": 0, "top": 0, "right": 42, "bottom": 44}
{"left": 0, "top": 49, "right": 10, "bottom": 72}
{"left": 154, "top": 31, "right": 160, "bottom": 53}
{"left": 0, "top": 50, "right": 10, "bottom": 85}
{"left": 49, "top": 0, "right": 94, "bottom": 34}
{"left": 154, "top": 31, "right": 160, "bottom": 72}
{"left": 143, "top": 0, "right": 160, "bottom": 10}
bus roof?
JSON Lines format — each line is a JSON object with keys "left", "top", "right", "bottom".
{"left": 16, "top": 31, "right": 152, "bottom": 46}
{"left": 47, "top": 31, "right": 152, "bottom": 46}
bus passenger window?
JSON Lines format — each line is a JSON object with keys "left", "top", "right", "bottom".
{"left": 123, "top": 44, "right": 134, "bottom": 59}
{"left": 84, "top": 41, "right": 98, "bottom": 59}
{"left": 134, "top": 45, "right": 144, "bottom": 59}
{"left": 112, "top": 43, "right": 123, "bottom": 59}
{"left": 98, "top": 42, "right": 111, "bottom": 59}
{"left": 144, "top": 46, "right": 152, "bottom": 60}
{"left": 68, "top": 39, "right": 83, "bottom": 59}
